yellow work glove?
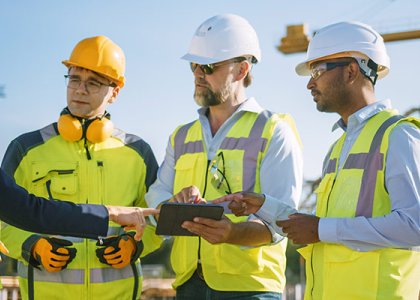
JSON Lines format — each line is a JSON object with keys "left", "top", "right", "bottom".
{"left": 0, "top": 240, "right": 9, "bottom": 262}
{"left": 96, "top": 233, "right": 143, "bottom": 269}
{"left": 29, "top": 236, "right": 76, "bottom": 272}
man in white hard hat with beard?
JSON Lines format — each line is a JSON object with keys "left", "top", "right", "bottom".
{"left": 146, "top": 14, "right": 303, "bottom": 299}
{"left": 214, "top": 21, "right": 420, "bottom": 300}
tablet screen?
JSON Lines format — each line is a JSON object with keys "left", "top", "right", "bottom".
{"left": 156, "top": 203, "right": 224, "bottom": 236}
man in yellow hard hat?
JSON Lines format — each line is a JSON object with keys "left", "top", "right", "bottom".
{"left": 146, "top": 14, "right": 303, "bottom": 299}
{"left": 214, "top": 21, "right": 420, "bottom": 300}
{"left": 1, "top": 36, "right": 162, "bottom": 300}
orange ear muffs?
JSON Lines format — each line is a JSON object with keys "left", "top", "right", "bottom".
{"left": 86, "top": 118, "right": 114, "bottom": 143}
{"left": 57, "top": 109, "right": 113, "bottom": 143}
{"left": 58, "top": 114, "right": 83, "bottom": 142}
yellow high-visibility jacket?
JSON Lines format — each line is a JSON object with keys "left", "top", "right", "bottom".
{"left": 170, "top": 110, "right": 301, "bottom": 292}
{"left": 299, "top": 110, "right": 420, "bottom": 300}
{"left": 1, "top": 123, "right": 162, "bottom": 300}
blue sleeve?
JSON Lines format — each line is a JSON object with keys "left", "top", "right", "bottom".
{"left": 0, "top": 168, "right": 108, "bottom": 239}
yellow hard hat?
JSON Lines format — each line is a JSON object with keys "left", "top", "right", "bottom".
{"left": 62, "top": 36, "right": 126, "bottom": 87}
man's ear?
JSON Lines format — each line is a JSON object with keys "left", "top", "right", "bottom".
{"left": 235, "top": 60, "right": 250, "bottom": 81}
{"left": 108, "top": 86, "right": 120, "bottom": 104}
{"left": 347, "top": 61, "right": 360, "bottom": 83}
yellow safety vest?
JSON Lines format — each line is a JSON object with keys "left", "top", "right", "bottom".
{"left": 1, "top": 124, "right": 162, "bottom": 300}
{"left": 298, "top": 110, "right": 420, "bottom": 300}
{"left": 170, "top": 110, "right": 301, "bottom": 292}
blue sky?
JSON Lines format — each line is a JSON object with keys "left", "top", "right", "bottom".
{"left": 1, "top": 0, "right": 419, "bottom": 180}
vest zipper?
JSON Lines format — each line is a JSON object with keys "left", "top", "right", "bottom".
{"left": 202, "top": 160, "right": 211, "bottom": 198}
{"left": 311, "top": 176, "right": 336, "bottom": 297}
{"left": 310, "top": 246, "right": 317, "bottom": 298}
{"left": 325, "top": 178, "right": 336, "bottom": 216}
{"left": 97, "top": 161, "right": 104, "bottom": 205}
{"left": 83, "top": 137, "right": 90, "bottom": 300}
{"left": 198, "top": 160, "right": 211, "bottom": 268}
{"left": 84, "top": 138, "right": 91, "bottom": 160}
{"left": 45, "top": 180, "right": 53, "bottom": 200}
{"left": 130, "top": 263, "right": 139, "bottom": 300}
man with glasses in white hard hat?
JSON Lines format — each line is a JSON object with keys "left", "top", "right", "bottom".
{"left": 214, "top": 21, "right": 420, "bottom": 300}
{"left": 146, "top": 14, "right": 303, "bottom": 300}
{"left": 1, "top": 36, "right": 162, "bottom": 300}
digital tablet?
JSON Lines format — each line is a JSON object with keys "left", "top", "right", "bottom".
{"left": 156, "top": 203, "right": 224, "bottom": 236}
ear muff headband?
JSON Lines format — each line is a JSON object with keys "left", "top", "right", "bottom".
{"left": 57, "top": 108, "right": 114, "bottom": 143}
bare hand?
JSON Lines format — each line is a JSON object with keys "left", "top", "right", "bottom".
{"left": 276, "top": 213, "right": 320, "bottom": 244}
{"left": 212, "top": 192, "right": 265, "bottom": 216}
{"left": 106, "top": 206, "right": 159, "bottom": 241}
{"left": 170, "top": 186, "right": 206, "bottom": 204}
{"left": 181, "top": 216, "right": 233, "bottom": 244}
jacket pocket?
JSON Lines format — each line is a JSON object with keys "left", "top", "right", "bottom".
{"left": 173, "top": 156, "right": 203, "bottom": 194}
{"left": 171, "top": 237, "right": 198, "bottom": 275}
{"left": 215, "top": 244, "right": 263, "bottom": 275}
{"left": 314, "top": 174, "right": 335, "bottom": 217}
{"left": 31, "top": 162, "right": 78, "bottom": 200}
{"left": 323, "top": 245, "right": 379, "bottom": 300}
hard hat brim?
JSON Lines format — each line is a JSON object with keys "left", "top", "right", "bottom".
{"left": 295, "top": 61, "right": 311, "bottom": 76}
{"left": 62, "top": 60, "right": 124, "bottom": 88}
{"left": 181, "top": 53, "right": 223, "bottom": 65}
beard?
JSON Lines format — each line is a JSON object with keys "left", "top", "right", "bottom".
{"left": 194, "top": 87, "right": 223, "bottom": 107}
{"left": 315, "top": 77, "right": 351, "bottom": 113}
{"left": 194, "top": 80, "right": 232, "bottom": 107}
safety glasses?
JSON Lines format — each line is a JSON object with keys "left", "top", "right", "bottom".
{"left": 190, "top": 57, "right": 245, "bottom": 75}
{"left": 310, "top": 61, "right": 351, "bottom": 80}
{"left": 64, "top": 75, "right": 116, "bottom": 94}
{"left": 208, "top": 152, "right": 232, "bottom": 195}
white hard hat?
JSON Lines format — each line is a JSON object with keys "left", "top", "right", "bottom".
{"left": 296, "top": 21, "right": 390, "bottom": 80}
{"left": 181, "top": 14, "right": 261, "bottom": 65}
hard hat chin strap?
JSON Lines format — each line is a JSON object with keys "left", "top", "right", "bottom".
{"left": 354, "top": 57, "right": 379, "bottom": 85}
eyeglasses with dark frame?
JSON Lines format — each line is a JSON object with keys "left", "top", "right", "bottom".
{"left": 208, "top": 152, "right": 232, "bottom": 195}
{"left": 190, "top": 57, "right": 246, "bottom": 75}
{"left": 310, "top": 61, "right": 352, "bottom": 80}
{"left": 64, "top": 75, "right": 117, "bottom": 94}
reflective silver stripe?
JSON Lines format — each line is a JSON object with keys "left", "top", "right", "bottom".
{"left": 90, "top": 262, "right": 142, "bottom": 283}
{"left": 40, "top": 124, "right": 58, "bottom": 142}
{"left": 322, "top": 140, "right": 339, "bottom": 176}
{"left": 220, "top": 111, "right": 271, "bottom": 191}
{"left": 62, "top": 236, "right": 84, "bottom": 243}
{"left": 405, "top": 246, "right": 420, "bottom": 252}
{"left": 18, "top": 262, "right": 84, "bottom": 284}
{"left": 106, "top": 226, "right": 126, "bottom": 236}
{"left": 57, "top": 226, "right": 125, "bottom": 243}
{"left": 174, "top": 121, "right": 199, "bottom": 163}
{"left": 324, "top": 158, "right": 337, "bottom": 174}
{"left": 343, "top": 153, "right": 370, "bottom": 170}
{"left": 18, "top": 262, "right": 142, "bottom": 284}
{"left": 182, "top": 141, "right": 204, "bottom": 157}
{"left": 340, "top": 115, "right": 402, "bottom": 217}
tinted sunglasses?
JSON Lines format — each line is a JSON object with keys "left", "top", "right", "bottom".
{"left": 190, "top": 57, "right": 246, "bottom": 75}
{"left": 310, "top": 61, "right": 352, "bottom": 80}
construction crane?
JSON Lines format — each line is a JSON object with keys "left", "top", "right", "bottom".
{"left": 278, "top": 23, "right": 420, "bottom": 54}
